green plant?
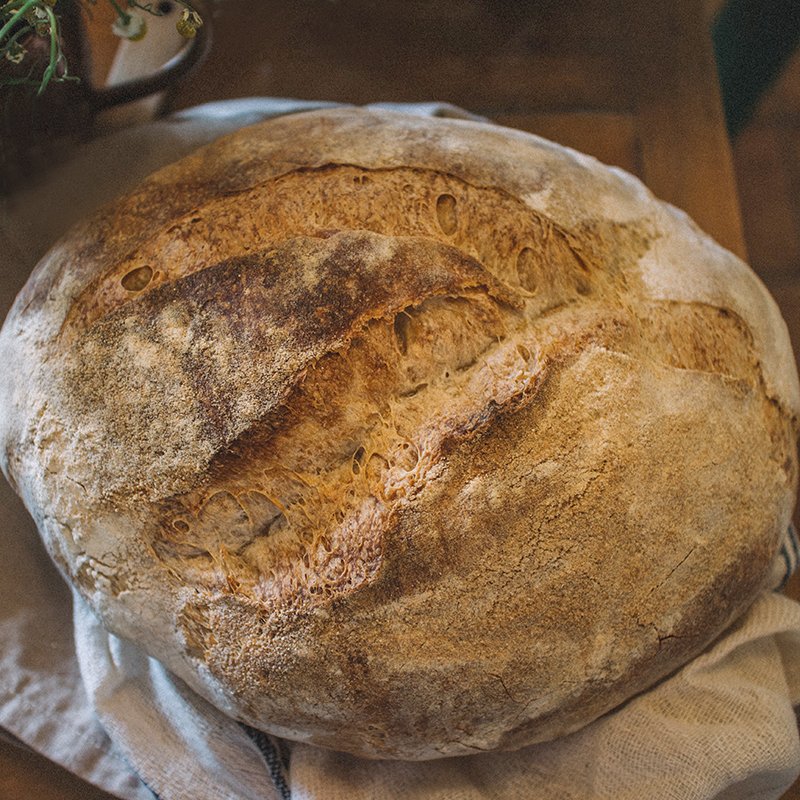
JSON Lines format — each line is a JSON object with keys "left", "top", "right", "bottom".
{"left": 0, "top": 0, "right": 203, "bottom": 94}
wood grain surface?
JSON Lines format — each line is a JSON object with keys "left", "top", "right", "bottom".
{"left": 4, "top": 0, "right": 799, "bottom": 797}
{"left": 0, "top": 738, "right": 115, "bottom": 800}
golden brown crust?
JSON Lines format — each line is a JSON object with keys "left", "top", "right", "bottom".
{"left": 0, "top": 108, "right": 797, "bottom": 759}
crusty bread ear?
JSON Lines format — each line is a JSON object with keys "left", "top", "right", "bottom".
{"left": 1, "top": 108, "right": 797, "bottom": 760}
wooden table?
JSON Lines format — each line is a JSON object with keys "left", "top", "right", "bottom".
{"left": 4, "top": 0, "right": 796, "bottom": 796}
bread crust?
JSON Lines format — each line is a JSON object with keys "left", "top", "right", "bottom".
{"left": 1, "top": 109, "right": 797, "bottom": 759}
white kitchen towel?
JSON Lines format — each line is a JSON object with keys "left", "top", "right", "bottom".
{"left": 2, "top": 98, "right": 800, "bottom": 800}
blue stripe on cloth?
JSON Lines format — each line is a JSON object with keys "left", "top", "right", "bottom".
{"left": 788, "top": 522, "right": 800, "bottom": 564}
{"left": 241, "top": 723, "right": 292, "bottom": 800}
{"left": 778, "top": 523, "right": 799, "bottom": 589}
{"left": 140, "top": 778, "right": 163, "bottom": 800}
{"left": 779, "top": 546, "right": 793, "bottom": 590}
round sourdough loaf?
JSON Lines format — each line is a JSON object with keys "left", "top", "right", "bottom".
{"left": 1, "top": 109, "right": 798, "bottom": 759}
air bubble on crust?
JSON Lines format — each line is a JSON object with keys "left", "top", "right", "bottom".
{"left": 121, "top": 265, "right": 153, "bottom": 292}
{"left": 393, "top": 312, "right": 411, "bottom": 355}
{"left": 436, "top": 193, "right": 458, "bottom": 235}
{"left": 395, "top": 441, "right": 420, "bottom": 471}
{"left": 366, "top": 453, "right": 389, "bottom": 487}
{"left": 352, "top": 446, "right": 366, "bottom": 475}
{"left": 515, "top": 248, "right": 538, "bottom": 293}
{"left": 399, "top": 382, "right": 428, "bottom": 398}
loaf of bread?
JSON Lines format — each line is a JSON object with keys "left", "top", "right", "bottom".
{"left": 1, "top": 109, "right": 797, "bottom": 759}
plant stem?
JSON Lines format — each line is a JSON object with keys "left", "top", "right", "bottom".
{"left": 0, "top": 0, "right": 29, "bottom": 13}
{"left": 37, "top": 4, "right": 58, "bottom": 94}
{"left": 0, "top": 0, "right": 38, "bottom": 43}
{"left": 1, "top": 20, "right": 27, "bottom": 47}
{"left": 107, "top": 0, "right": 130, "bottom": 24}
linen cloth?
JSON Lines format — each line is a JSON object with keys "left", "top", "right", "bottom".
{"left": 1, "top": 97, "right": 800, "bottom": 800}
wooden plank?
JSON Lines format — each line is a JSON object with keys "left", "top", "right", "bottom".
{"left": 168, "top": 0, "right": 633, "bottom": 114}
{"left": 733, "top": 124, "right": 800, "bottom": 281}
{"left": 758, "top": 49, "right": 800, "bottom": 123}
{"left": 492, "top": 112, "right": 641, "bottom": 176}
{"left": 626, "top": 0, "right": 748, "bottom": 259}
{"left": 0, "top": 738, "right": 116, "bottom": 800}
{"left": 784, "top": 779, "right": 800, "bottom": 800}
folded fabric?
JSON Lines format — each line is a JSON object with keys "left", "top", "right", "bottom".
{"left": 1, "top": 98, "right": 799, "bottom": 800}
